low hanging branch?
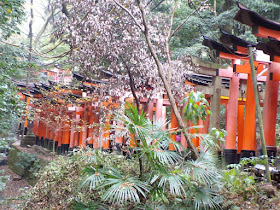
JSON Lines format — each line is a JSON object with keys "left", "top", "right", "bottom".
{"left": 137, "top": 0, "right": 199, "bottom": 159}
{"left": 122, "top": 57, "right": 141, "bottom": 113}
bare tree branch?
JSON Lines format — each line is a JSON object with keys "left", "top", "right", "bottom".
{"left": 112, "top": 0, "right": 144, "bottom": 32}
{"left": 137, "top": 0, "right": 199, "bottom": 158}
{"left": 150, "top": 0, "right": 165, "bottom": 12}
{"left": 169, "top": 4, "right": 202, "bottom": 40}
{"left": 166, "top": 0, "right": 177, "bottom": 84}
{"left": 34, "top": 8, "right": 60, "bottom": 46}
{"left": 121, "top": 57, "right": 141, "bottom": 113}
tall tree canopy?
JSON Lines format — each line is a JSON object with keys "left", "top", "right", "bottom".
{"left": 0, "top": 0, "right": 25, "bottom": 137}
{"left": 54, "top": 0, "right": 196, "bottom": 100}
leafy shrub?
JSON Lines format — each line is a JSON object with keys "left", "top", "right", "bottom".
{"left": 23, "top": 96, "right": 226, "bottom": 209}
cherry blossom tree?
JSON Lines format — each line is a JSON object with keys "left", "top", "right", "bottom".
{"left": 54, "top": 0, "right": 201, "bottom": 158}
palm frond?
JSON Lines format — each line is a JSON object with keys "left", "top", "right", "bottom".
{"left": 151, "top": 173, "right": 186, "bottom": 196}
{"left": 192, "top": 186, "right": 222, "bottom": 210}
{"left": 71, "top": 198, "right": 107, "bottom": 210}
{"left": 151, "top": 148, "right": 182, "bottom": 165}
{"left": 184, "top": 151, "right": 222, "bottom": 186}
{"left": 101, "top": 176, "right": 150, "bottom": 204}
{"left": 80, "top": 166, "right": 106, "bottom": 191}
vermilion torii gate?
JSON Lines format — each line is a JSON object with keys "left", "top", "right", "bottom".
{"left": 16, "top": 2, "right": 280, "bottom": 162}
{"left": 202, "top": 2, "right": 280, "bottom": 164}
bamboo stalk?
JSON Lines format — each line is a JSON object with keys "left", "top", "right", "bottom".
{"left": 248, "top": 45, "right": 271, "bottom": 183}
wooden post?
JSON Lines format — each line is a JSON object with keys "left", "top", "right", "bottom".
{"left": 248, "top": 45, "right": 271, "bottom": 183}
{"left": 237, "top": 105, "right": 244, "bottom": 154}
{"left": 69, "top": 112, "right": 75, "bottom": 149}
{"left": 241, "top": 74, "right": 256, "bottom": 156}
{"left": 81, "top": 106, "right": 89, "bottom": 147}
{"left": 209, "top": 76, "right": 221, "bottom": 130}
{"left": 147, "top": 101, "right": 154, "bottom": 121}
{"left": 169, "top": 108, "right": 179, "bottom": 151}
{"left": 263, "top": 62, "right": 280, "bottom": 157}
{"left": 224, "top": 73, "right": 240, "bottom": 164}
{"left": 155, "top": 98, "right": 163, "bottom": 120}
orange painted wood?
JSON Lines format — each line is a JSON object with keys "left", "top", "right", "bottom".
{"left": 74, "top": 131, "right": 79, "bottom": 147}
{"left": 74, "top": 113, "right": 80, "bottom": 147}
{"left": 253, "top": 26, "right": 280, "bottom": 39}
{"left": 69, "top": 112, "right": 75, "bottom": 148}
{"left": 93, "top": 107, "right": 100, "bottom": 149}
{"left": 225, "top": 73, "right": 239, "bottom": 150}
{"left": 219, "top": 51, "right": 249, "bottom": 61}
{"left": 235, "top": 45, "right": 248, "bottom": 54}
{"left": 242, "top": 74, "right": 256, "bottom": 151}
{"left": 115, "top": 121, "right": 124, "bottom": 144}
{"left": 162, "top": 106, "right": 167, "bottom": 130}
{"left": 37, "top": 121, "right": 42, "bottom": 138}
{"left": 234, "top": 62, "right": 265, "bottom": 74}
{"left": 62, "top": 119, "right": 71, "bottom": 144}
{"left": 180, "top": 102, "right": 188, "bottom": 148}
{"left": 87, "top": 107, "right": 95, "bottom": 144}
{"left": 263, "top": 62, "right": 280, "bottom": 146}
{"left": 45, "top": 126, "right": 50, "bottom": 139}
{"left": 169, "top": 108, "right": 179, "bottom": 151}
{"left": 81, "top": 107, "right": 89, "bottom": 147}
{"left": 49, "top": 130, "right": 54, "bottom": 141}
{"left": 191, "top": 121, "right": 200, "bottom": 148}
{"left": 147, "top": 101, "right": 153, "bottom": 121}
{"left": 24, "top": 96, "right": 30, "bottom": 127}
{"left": 202, "top": 110, "right": 210, "bottom": 134}
{"left": 41, "top": 123, "right": 46, "bottom": 140}
{"left": 270, "top": 71, "right": 280, "bottom": 81}
{"left": 155, "top": 99, "right": 163, "bottom": 120}
{"left": 58, "top": 130, "right": 62, "bottom": 146}
{"left": 32, "top": 119, "right": 38, "bottom": 135}
{"left": 237, "top": 105, "right": 245, "bottom": 153}
{"left": 102, "top": 115, "right": 111, "bottom": 149}
{"left": 272, "top": 55, "right": 280, "bottom": 63}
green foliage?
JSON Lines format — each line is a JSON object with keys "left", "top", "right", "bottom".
{"left": 182, "top": 91, "right": 210, "bottom": 125}
{"left": 15, "top": 152, "right": 41, "bottom": 176}
{"left": 223, "top": 168, "right": 256, "bottom": 201}
{"left": 23, "top": 98, "right": 227, "bottom": 209}
{"left": 0, "top": 170, "right": 9, "bottom": 192}
{"left": 0, "top": 44, "right": 28, "bottom": 137}
{"left": 228, "top": 155, "right": 269, "bottom": 170}
{"left": 0, "top": 0, "right": 25, "bottom": 38}
{"left": 170, "top": 0, "right": 280, "bottom": 60}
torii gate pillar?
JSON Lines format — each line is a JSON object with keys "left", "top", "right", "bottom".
{"left": 224, "top": 73, "right": 240, "bottom": 164}
{"left": 241, "top": 74, "right": 256, "bottom": 158}
{"left": 263, "top": 62, "right": 280, "bottom": 157}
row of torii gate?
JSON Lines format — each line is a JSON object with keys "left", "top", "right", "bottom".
{"left": 17, "top": 3, "right": 280, "bottom": 164}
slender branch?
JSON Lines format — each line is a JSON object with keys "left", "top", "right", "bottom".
{"left": 137, "top": 0, "right": 199, "bottom": 159}
{"left": 112, "top": 0, "right": 144, "bottom": 32}
{"left": 27, "top": 0, "right": 33, "bottom": 89}
{"left": 0, "top": 40, "right": 20, "bottom": 47}
{"left": 31, "top": 47, "right": 70, "bottom": 59}
{"left": 34, "top": 9, "right": 60, "bottom": 46}
{"left": 121, "top": 57, "right": 141, "bottom": 113}
{"left": 150, "top": 0, "right": 165, "bottom": 12}
{"left": 166, "top": 0, "right": 177, "bottom": 84}
{"left": 169, "top": 5, "right": 201, "bottom": 40}
{"left": 0, "top": 40, "right": 70, "bottom": 59}
{"left": 37, "top": 39, "right": 66, "bottom": 55}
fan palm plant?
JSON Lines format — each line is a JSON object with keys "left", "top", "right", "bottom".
{"left": 79, "top": 93, "right": 225, "bottom": 209}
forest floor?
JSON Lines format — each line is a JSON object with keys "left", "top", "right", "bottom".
{"left": 0, "top": 165, "right": 30, "bottom": 210}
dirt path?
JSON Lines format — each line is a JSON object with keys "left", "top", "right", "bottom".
{"left": 0, "top": 165, "right": 30, "bottom": 209}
